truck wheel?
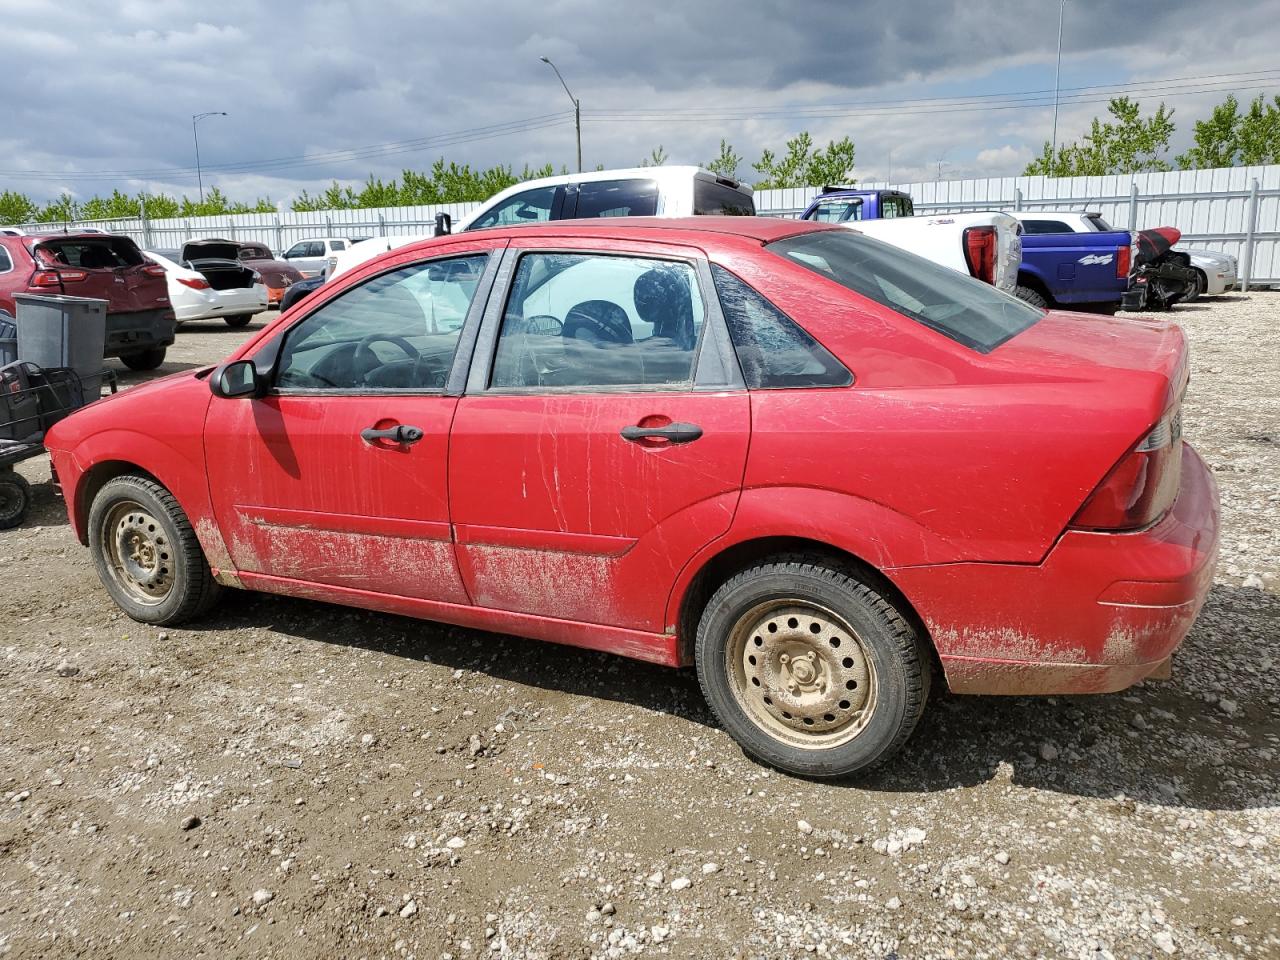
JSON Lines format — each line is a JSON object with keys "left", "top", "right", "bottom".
{"left": 88, "top": 475, "right": 221, "bottom": 625}
{"left": 120, "top": 348, "right": 167, "bottom": 371}
{"left": 224, "top": 314, "right": 253, "bottom": 328}
{"left": 1015, "top": 285, "right": 1049, "bottom": 308}
{"left": 0, "top": 470, "right": 31, "bottom": 530}
{"left": 695, "top": 558, "right": 930, "bottom": 779}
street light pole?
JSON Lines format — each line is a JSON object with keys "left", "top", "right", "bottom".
{"left": 1050, "top": 0, "right": 1068, "bottom": 172}
{"left": 192, "top": 111, "right": 228, "bottom": 204}
{"left": 539, "top": 57, "right": 581, "bottom": 173}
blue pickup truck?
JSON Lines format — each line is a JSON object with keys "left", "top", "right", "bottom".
{"left": 800, "top": 187, "right": 1136, "bottom": 311}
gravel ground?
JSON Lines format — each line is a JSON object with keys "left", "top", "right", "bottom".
{"left": 0, "top": 296, "right": 1277, "bottom": 959}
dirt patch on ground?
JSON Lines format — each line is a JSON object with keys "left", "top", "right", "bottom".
{"left": 1, "top": 301, "right": 1277, "bottom": 958}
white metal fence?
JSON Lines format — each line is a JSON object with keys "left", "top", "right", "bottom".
{"left": 9, "top": 164, "right": 1280, "bottom": 286}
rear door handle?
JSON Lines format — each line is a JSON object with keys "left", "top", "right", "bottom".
{"left": 360, "top": 424, "right": 424, "bottom": 444}
{"left": 619, "top": 422, "right": 703, "bottom": 444}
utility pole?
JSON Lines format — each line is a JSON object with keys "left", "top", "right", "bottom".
{"left": 1050, "top": 0, "right": 1069, "bottom": 171}
{"left": 192, "top": 111, "right": 228, "bottom": 204}
{"left": 540, "top": 57, "right": 581, "bottom": 173}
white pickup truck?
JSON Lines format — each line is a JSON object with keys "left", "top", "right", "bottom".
{"left": 1007, "top": 209, "right": 1238, "bottom": 299}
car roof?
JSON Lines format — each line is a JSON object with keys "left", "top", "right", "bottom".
{"left": 466, "top": 215, "right": 828, "bottom": 244}
{"left": 494, "top": 165, "right": 749, "bottom": 194}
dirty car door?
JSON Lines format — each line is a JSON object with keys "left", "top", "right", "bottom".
{"left": 448, "top": 239, "right": 750, "bottom": 634}
{"left": 203, "top": 244, "right": 501, "bottom": 602}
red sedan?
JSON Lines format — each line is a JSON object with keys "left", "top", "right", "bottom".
{"left": 44, "top": 217, "right": 1218, "bottom": 778}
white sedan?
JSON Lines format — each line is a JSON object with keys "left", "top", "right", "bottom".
{"left": 145, "top": 249, "right": 267, "bottom": 328}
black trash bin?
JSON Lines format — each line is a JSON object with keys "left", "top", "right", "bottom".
{"left": 13, "top": 293, "right": 108, "bottom": 397}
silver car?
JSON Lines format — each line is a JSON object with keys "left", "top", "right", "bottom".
{"left": 279, "top": 237, "right": 352, "bottom": 279}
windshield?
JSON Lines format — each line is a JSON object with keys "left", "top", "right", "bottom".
{"left": 768, "top": 230, "right": 1043, "bottom": 353}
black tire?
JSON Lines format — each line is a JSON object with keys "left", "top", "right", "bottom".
{"left": 88, "top": 475, "right": 221, "bottom": 625}
{"left": 695, "top": 558, "right": 930, "bottom": 779}
{"left": 0, "top": 471, "right": 31, "bottom": 530}
{"left": 120, "top": 347, "right": 167, "bottom": 371}
{"left": 1014, "top": 285, "right": 1049, "bottom": 309}
{"left": 224, "top": 314, "right": 253, "bottom": 328}
{"left": 1186, "top": 270, "right": 1206, "bottom": 302}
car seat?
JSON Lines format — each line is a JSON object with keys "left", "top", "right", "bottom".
{"left": 633, "top": 268, "right": 695, "bottom": 349}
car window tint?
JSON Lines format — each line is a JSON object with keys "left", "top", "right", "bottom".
{"left": 0, "top": 247, "right": 11, "bottom": 273}
{"left": 809, "top": 199, "right": 861, "bottom": 222}
{"left": 573, "top": 179, "right": 659, "bottom": 219}
{"left": 711, "top": 265, "right": 851, "bottom": 389}
{"left": 491, "top": 253, "right": 704, "bottom": 390}
{"left": 693, "top": 180, "right": 754, "bottom": 216}
{"left": 1021, "top": 220, "right": 1074, "bottom": 234}
{"left": 882, "top": 197, "right": 906, "bottom": 219}
{"left": 471, "top": 186, "right": 558, "bottom": 229}
{"left": 769, "top": 231, "right": 1042, "bottom": 353}
{"left": 276, "top": 254, "right": 487, "bottom": 391}
{"left": 285, "top": 243, "right": 306, "bottom": 258}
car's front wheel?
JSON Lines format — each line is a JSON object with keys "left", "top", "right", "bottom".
{"left": 119, "top": 347, "right": 167, "bottom": 371}
{"left": 88, "top": 475, "right": 221, "bottom": 625}
{"left": 224, "top": 314, "right": 253, "bottom": 328}
{"left": 695, "top": 559, "right": 930, "bottom": 779}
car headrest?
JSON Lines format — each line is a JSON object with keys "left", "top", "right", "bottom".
{"left": 562, "top": 300, "right": 632, "bottom": 344}
{"left": 633, "top": 268, "right": 695, "bottom": 349}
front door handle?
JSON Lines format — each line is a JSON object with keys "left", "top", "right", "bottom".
{"left": 360, "top": 424, "right": 424, "bottom": 445}
{"left": 620, "top": 421, "right": 703, "bottom": 444}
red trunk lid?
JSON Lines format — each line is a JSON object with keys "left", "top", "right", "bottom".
{"left": 29, "top": 235, "right": 169, "bottom": 314}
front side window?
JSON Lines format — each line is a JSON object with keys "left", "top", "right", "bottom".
{"left": 284, "top": 242, "right": 308, "bottom": 258}
{"left": 491, "top": 253, "right": 704, "bottom": 390}
{"left": 769, "top": 230, "right": 1042, "bottom": 353}
{"left": 882, "top": 196, "right": 914, "bottom": 219}
{"left": 573, "top": 179, "right": 659, "bottom": 219}
{"left": 712, "top": 265, "right": 851, "bottom": 389}
{"left": 470, "top": 186, "right": 559, "bottom": 229}
{"left": 276, "top": 254, "right": 487, "bottom": 391}
{"left": 808, "top": 198, "right": 862, "bottom": 223}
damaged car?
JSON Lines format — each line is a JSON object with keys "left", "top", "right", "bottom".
{"left": 45, "top": 218, "right": 1219, "bottom": 779}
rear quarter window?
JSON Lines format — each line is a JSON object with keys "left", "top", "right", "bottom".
{"left": 769, "top": 230, "right": 1043, "bottom": 353}
{"left": 573, "top": 179, "right": 659, "bottom": 219}
{"left": 693, "top": 181, "right": 755, "bottom": 216}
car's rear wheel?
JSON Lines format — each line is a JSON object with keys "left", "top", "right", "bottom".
{"left": 224, "top": 314, "right": 253, "bottom": 328}
{"left": 120, "top": 348, "right": 167, "bottom": 371}
{"left": 0, "top": 470, "right": 31, "bottom": 530}
{"left": 695, "top": 559, "right": 930, "bottom": 779}
{"left": 88, "top": 475, "right": 220, "bottom": 625}
{"left": 1014, "top": 285, "right": 1049, "bottom": 308}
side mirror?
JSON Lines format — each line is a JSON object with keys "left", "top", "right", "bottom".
{"left": 210, "top": 359, "right": 261, "bottom": 399}
{"left": 434, "top": 213, "right": 453, "bottom": 237}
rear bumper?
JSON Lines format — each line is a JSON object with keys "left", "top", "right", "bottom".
{"left": 173, "top": 285, "right": 268, "bottom": 323}
{"left": 105, "top": 308, "right": 176, "bottom": 356}
{"left": 891, "top": 444, "right": 1220, "bottom": 695}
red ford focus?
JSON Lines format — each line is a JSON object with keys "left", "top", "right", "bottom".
{"left": 44, "top": 218, "right": 1218, "bottom": 778}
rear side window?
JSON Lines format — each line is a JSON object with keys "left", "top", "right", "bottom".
{"left": 573, "top": 179, "right": 658, "bottom": 219}
{"left": 693, "top": 181, "right": 754, "bottom": 216}
{"left": 769, "top": 231, "right": 1042, "bottom": 353}
{"left": 711, "top": 265, "right": 851, "bottom": 389}
{"left": 882, "top": 196, "right": 913, "bottom": 218}
{"left": 1021, "top": 220, "right": 1074, "bottom": 234}
{"left": 0, "top": 247, "right": 11, "bottom": 273}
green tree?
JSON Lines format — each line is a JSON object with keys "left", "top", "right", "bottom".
{"left": 640, "top": 145, "right": 668, "bottom": 167}
{"left": 1238, "top": 94, "right": 1280, "bottom": 164}
{"left": 1025, "top": 97, "right": 1175, "bottom": 176}
{"left": 705, "top": 139, "right": 742, "bottom": 179}
{"left": 0, "top": 190, "right": 37, "bottom": 225}
{"left": 752, "top": 132, "right": 856, "bottom": 188}
{"left": 35, "top": 193, "right": 78, "bottom": 223}
{"left": 1177, "top": 95, "right": 1242, "bottom": 169}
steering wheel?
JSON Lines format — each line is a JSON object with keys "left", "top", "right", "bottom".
{"left": 352, "top": 334, "right": 420, "bottom": 384}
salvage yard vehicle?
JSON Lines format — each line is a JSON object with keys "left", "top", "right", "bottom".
{"left": 44, "top": 217, "right": 1219, "bottom": 778}
{"left": 797, "top": 187, "right": 1022, "bottom": 294}
{"left": 230, "top": 241, "right": 305, "bottom": 307}
{"left": 0, "top": 232, "right": 174, "bottom": 370}
{"left": 280, "top": 236, "right": 352, "bottom": 278}
{"left": 146, "top": 244, "right": 267, "bottom": 328}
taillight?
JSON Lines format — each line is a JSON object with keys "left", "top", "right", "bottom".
{"left": 962, "top": 226, "right": 997, "bottom": 285}
{"left": 30, "top": 269, "right": 87, "bottom": 287}
{"left": 178, "top": 277, "right": 211, "bottom": 290}
{"left": 1071, "top": 408, "right": 1183, "bottom": 531}
{"left": 1116, "top": 244, "right": 1132, "bottom": 279}
{"left": 143, "top": 264, "right": 167, "bottom": 278}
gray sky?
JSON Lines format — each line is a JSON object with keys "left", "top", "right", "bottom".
{"left": 3, "top": 0, "right": 1279, "bottom": 206}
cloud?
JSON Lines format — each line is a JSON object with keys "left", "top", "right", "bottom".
{"left": 0, "top": 0, "right": 1278, "bottom": 206}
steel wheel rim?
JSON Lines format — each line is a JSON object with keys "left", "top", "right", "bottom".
{"left": 100, "top": 500, "right": 174, "bottom": 607}
{"left": 725, "top": 598, "right": 877, "bottom": 750}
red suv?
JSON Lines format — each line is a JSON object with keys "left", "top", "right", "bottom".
{"left": 44, "top": 218, "right": 1219, "bottom": 778}
{"left": 0, "top": 232, "right": 175, "bottom": 370}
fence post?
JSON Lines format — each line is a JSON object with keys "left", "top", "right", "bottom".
{"left": 378, "top": 213, "right": 386, "bottom": 237}
{"left": 1127, "top": 182, "right": 1139, "bottom": 234}
{"left": 1241, "top": 178, "right": 1260, "bottom": 292}
{"left": 1014, "top": 187, "right": 1023, "bottom": 211}
{"left": 273, "top": 216, "right": 282, "bottom": 252}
